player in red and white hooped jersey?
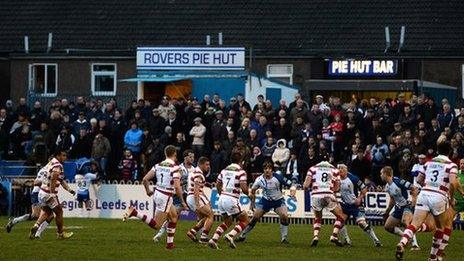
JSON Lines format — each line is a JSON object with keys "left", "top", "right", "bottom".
{"left": 29, "top": 150, "right": 76, "bottom": 240}
{"left": 123, "top": 145, "right": 187, "bottom": 250}
{"left": 396, "top": 141, "right": 462, "bottom": 261}
{"left": 303, "top": 161, "right": 346, "bottom": 247}
{"left": 208, "top": 152, "right": 249, "bottom": 249}
{"left": 186, "top": 157, "right": 214, "bottom": 243}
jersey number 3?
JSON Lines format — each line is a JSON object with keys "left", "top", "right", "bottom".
{"left": 431, "top": 170, "right": 439, "bottom": 182}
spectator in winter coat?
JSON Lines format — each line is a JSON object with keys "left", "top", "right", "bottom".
{"left": 56, "top": 126, "right": 75, "bottom": 153}
{"left": 72, "top": 112, "right": 90, "bottom": 137}
{"left": 166, "top": 110, "right": 183, "bottom": 137}
{"left": 437, "top": 103, "right": 456, "bottom": 131}
{"left": 118, "top": 149, "right": 138, "bottom": 181}
{"left": 91, "top": 133, "right": 111, "bottom": 175}
{"left": 148, "top": 108, "right": 166, "bottom": 139}
{"left": 124, "top": 122, "right": 143, "bottom": 154}
{"left": 307, "top": 104, "right": 323, "bottom": 134}
{"left": 247, "top": 129, "right": 260, "bottom": 149}
{"left": 211, "top": 110, "right": 228, "bottom": 142}
{"left": 210, "top": 141, "right": 229, "bottom": 176}
{"left": 272, "top": 139, "right": 290, "bottom": 171}
{"left": 236, "top": 117, "right": 251, "bottom": 142}
{"left": 370, "top": 136, "right": 389, "bottom": 184}
{"left": 290, "top": 99, "right": 308, "bottom": 124}
{"left": 222, "top": 131, "right": 236, "bottom": 157}
{"left": 398, "top": 149, "right": 414, "bottom": 182}
{"left": 273, "top": 117, "right": 292, "bottom": 142}
{"left": 398, "top": 104, "right": 416, "bottom": 132}
{"left": 189, "top": 117, "right": 206, "bottom": 160}
{"left": 261, "top": 137, "right": 276, "bottom": 161}
{"left": 157, "top": 96, "right": 175, "bottom": 120}
{"left": 71, "top": 129, "right": 92, "bottom": 159}
{"left": 284, "top": 152, "right": 299, "bottom": 183}
{"left": 30, "top": 101, "right": 47, "bottom": 131}
{"left": 350, "top": 148, "right": 372, "bottom": 182}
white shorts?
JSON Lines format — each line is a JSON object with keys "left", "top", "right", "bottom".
{"left": 38, "top": 190, "right": 60, "bottom": 209}
{"left": 311, "top": 195, "right": 338, "bottom": 212}
{"left": 218, "top": 195, "right": 242, "bottom": 217}
{"left": 416, "top": 191, "right": 449, "bottom": 216}
{"left": 153, "top": 190, "right": 173, "bottom": 213}
{"left": 186, "top": 194, "right": 209, "bottom": 212}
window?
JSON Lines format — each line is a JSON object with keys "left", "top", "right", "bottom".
{"left": 91, "top": 63, "right": 117, "bottom": 96}
{"left": 266, "top": 64, "right": 293, "bottom": 85}
{"left": 29, "top": 64, "right": 58, "bottom": 96}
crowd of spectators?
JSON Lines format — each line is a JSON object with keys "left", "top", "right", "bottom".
{"left": 0, "top": 92, "right": 461, "bottom": 189}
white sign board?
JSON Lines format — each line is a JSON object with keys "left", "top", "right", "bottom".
{"left": 58, "top": 184, "right": 391, "bottom": 220}
{"left": 137, "top": 47, "right": 245, "bottom": 70}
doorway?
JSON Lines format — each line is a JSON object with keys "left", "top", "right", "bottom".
{"left": 143, "top": 80, "right": 192, "bottom": 106}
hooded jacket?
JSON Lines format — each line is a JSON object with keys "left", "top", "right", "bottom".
{"left": 272, "top": 139, "right": 290, "bottom": 167}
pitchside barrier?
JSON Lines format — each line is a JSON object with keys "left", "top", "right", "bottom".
{"left": 54, "top": 183, "right": 464, "bottom": 229}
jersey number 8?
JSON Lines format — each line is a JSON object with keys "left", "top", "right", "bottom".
{"left": 321, "top": 172, "right": 329, "bottom": 182}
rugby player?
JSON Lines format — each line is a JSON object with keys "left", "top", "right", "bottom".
{"left": 381, "top": 166, "right": 420, "bottom": 250}
{"left": 29, "top": 150, "right": 75, "bottom": 239}
{"left": 303, "top": 161, "right": 345, "bottom": 247}
{"left": 185, "top": 156, "right": 214, "bottom": 243}
{"left": 153, "top": 150, "right": 195, "bottom": 243}
{"left": 208, "top": 152, "right": 249, "bottom": 249}
{"left": 123, "top": 145, "right": 187, "bottom": 250}
{"left": 237, "top": 161, "right": 295, "bottom": 243}
{"left": 337, "top": 164, "right": 382, "bottom": 247}
{"left": 396, "top": 142, "right": 461, "bottom": 260}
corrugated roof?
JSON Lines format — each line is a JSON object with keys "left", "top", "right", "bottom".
{"left": 1, "top": 0, "right": 463, "bottom": 57}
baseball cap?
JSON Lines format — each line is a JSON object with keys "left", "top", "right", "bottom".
{"left": 194, "top": 117, "right": 202, "bottom": 122}
{"left": 316, "top": 95, "right": 324, "bottom": 99}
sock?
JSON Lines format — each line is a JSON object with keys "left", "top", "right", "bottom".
{"left": 437, "top": 228, "right": 452, "bottom": 257}
{"left": 212, "top": 223, "right": 229, "bottom": 242}
{"left": 359, "top": 222, "right": 379, "bottom": 242}
{"left": 313, "top": 218, "right": 321, "bottom": 238}
{"left": 227, "top": 222, "right": 246, "bottom": 238}
{"left": 400, "top": 225, "right": 417, "bottom": 246}
{"left": 155, "top": 221, "right": 168, "bottom": 238}
{"left": 411, "top": 234, "right": 419, "bottom": 247}
{"left": 393, "top": 227, "right": 404, "bottom": 236}
{"left": 430, "top": 230, "right": 444, "bottom": 259}
{"left": 339, "top": 226, "right": 350, "bottom": 243}
{"left": 200, "top": 228, "right": 210, "bottom": 241}
{"left": 332, "top": 217, "right": 344, "bottom": 238}
{"left": 35, "top": 221, "right": 50, "bottom": 237}
{"left": 189, "top": 223, "right": 202, "bottom": 235}
{"left": 166, "top": 222, "right": 176, "bottom": 246}
{"left": 418, "top": 223, "right": 430, "bottom": 232}
{"left": 366, "top": 227, "right": 380, "bottom": 243}
{"left": 241, "top": 219, "right": 257, "bottom": 238}
{"left": 280, "top": 223, "right": 289, "bottom": 239}
{"left": 12, "top": 214, "right": 31, "bottom": 224}
{"left": 138, "top": 212, "right": 157, "bottom": 229}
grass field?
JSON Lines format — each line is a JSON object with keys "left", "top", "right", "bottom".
{"left": 1, "top": 217, "right": 463, "bottom": 260}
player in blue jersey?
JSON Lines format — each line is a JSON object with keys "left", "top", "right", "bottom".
{"left": 236, "top": 161, "right": 295, "bottom": 243}
{"left": 381, "top": 166, "right": 420, "bottom": 250}
{"left": 75, "top": 160, "right": 99, "bottom": 217}
{"left": 336, "top": 164, "right": 382, "bottom": 247}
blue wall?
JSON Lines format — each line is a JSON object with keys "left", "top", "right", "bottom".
{"left": 191, "top": 78, "right": 245, "bottom": 102}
